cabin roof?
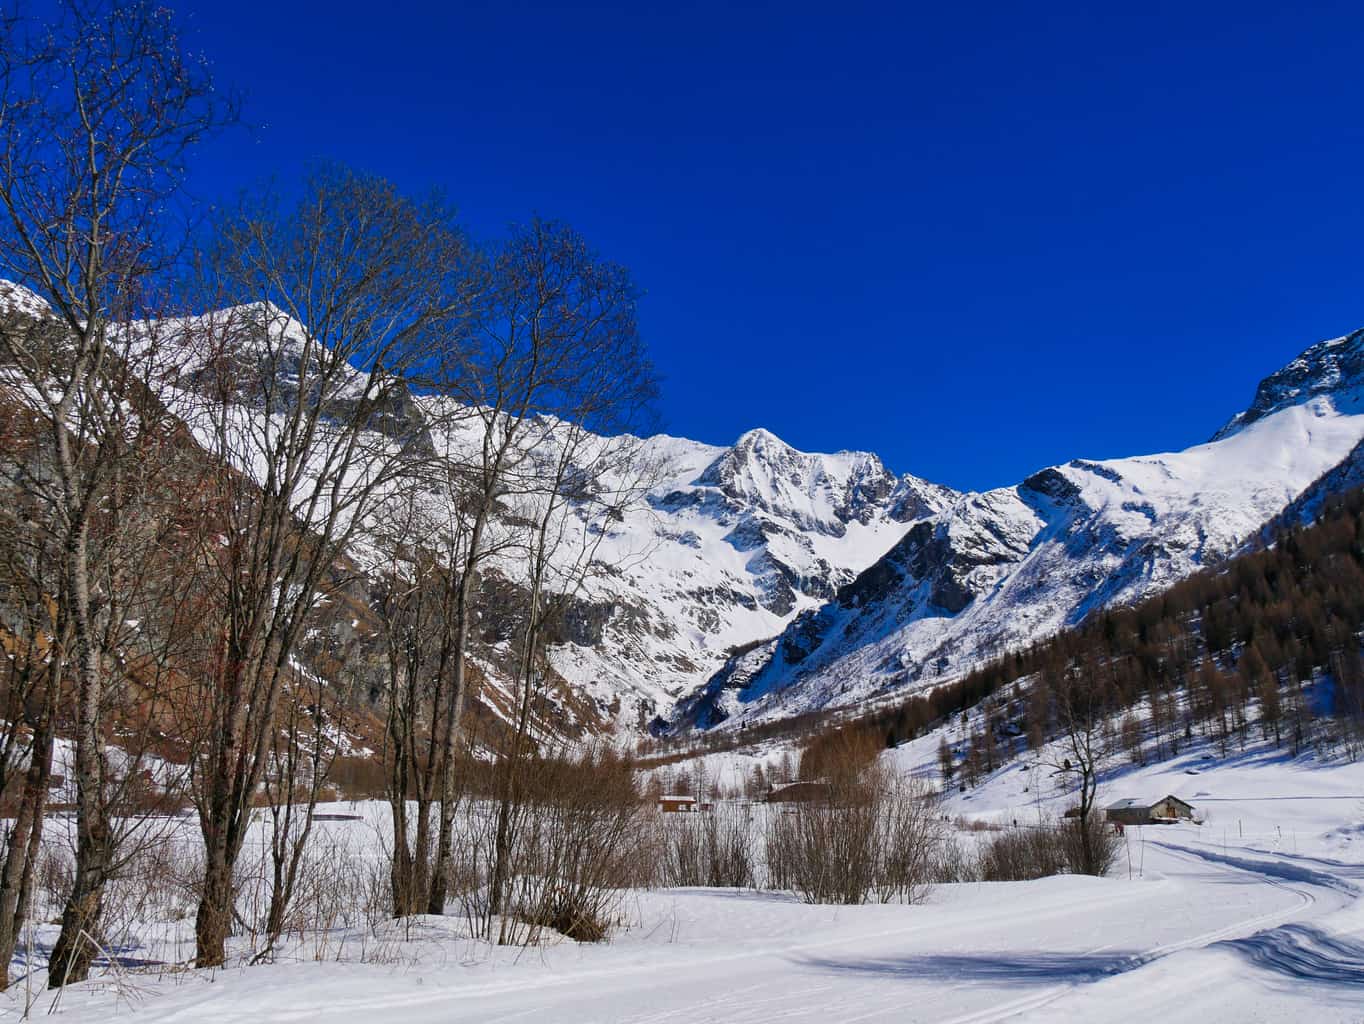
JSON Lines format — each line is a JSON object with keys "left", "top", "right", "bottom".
{"left": 1107, "top": 794, "right": 1194, "bottom": 812}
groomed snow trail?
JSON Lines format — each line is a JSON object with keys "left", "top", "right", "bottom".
{"left": 39, "top": 827, "right": 1355, "bottom": 1024}
{"left": 16, "top": 739, "right": 1364, "bottom": 1024}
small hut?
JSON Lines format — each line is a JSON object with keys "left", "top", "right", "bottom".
{"left": 659, "top": 794, "right": 697, "bottom": 814}
{"left": 1105, "top": 795, "right": 1195, "bottom": 826}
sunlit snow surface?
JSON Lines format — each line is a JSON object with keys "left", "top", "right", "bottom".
{"left": 18, "top": 732, "right": 1364, "bottom": 1023}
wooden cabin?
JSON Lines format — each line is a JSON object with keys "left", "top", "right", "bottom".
{"left": 659, "top": 794, "right": 697, "bottom": 813}
{"left": 1105, "top": 795, "right": 1195, "bottom": 826}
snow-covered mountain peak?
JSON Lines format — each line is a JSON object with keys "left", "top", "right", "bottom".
{"left": 11, "top": 272, "right": 1364, "bottom": 741}
{"left": 1214, "top": 327, "right": 1364, "bottom": 441}
{"left": 692, "top": 426, "right": 953, "bottom": 537}
{"left": 669, "top": 326, "right": 1364, "bottom": 733}
{"left": 0, "top": 280, "right": 50, "bottom": 320}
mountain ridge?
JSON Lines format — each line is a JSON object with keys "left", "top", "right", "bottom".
{"left": 666, "top": 329, "right": 1364, "bottom": 733}
{"left": 5, "top": 276, "right": 1362, "bottom": 741}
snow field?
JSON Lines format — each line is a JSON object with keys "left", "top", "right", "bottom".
{"left": 7, "top": 722, "right": 1363, "bottom": 1022}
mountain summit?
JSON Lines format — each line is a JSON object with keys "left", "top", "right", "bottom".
{"left": 1213, "top": 328, "right": 1364, "bottom": 441}
{"left": 6, "top": 276, "right": 1359, "bottom": 738}
{"left": 665, "top": 325, "right": 1364, "bottom": 731}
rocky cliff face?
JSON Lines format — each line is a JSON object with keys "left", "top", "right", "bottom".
{"left": 10, "top": 276, "right": 1364, "bottom": 741}
{"left": 1213, "top": 328, "right": 1364, "bottom": 440}
{"left": 543, "top": 428, "right": 957, "bottom": 728}
{"left": 667, "top": 329, "right": 1364, "bottom": 732}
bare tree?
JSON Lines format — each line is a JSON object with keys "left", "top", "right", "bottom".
{"left": 0, "top": 349, "right": 66, "bottom": 988}
{"left": 370, "top": 480, "right": 488, "bottom": 918}
{"left": 0, "top": 1, "right": 230, "bottom": 983}
{"left": 253, "top": 649, "right": 351, "bottom": 960}
{"left": 369, "top": 220, "right": 658, "bottom": 924}
{"left": 179, "top": 166, "right": 469, "bottom": 968}
{"left": 413, "top": 243, "right": 559, "bottom": 917}
{"left": 1039, "top": 661, "right": 1113, "bottom": 876}
{"left": 764, "top": 764, "right": 941, "bottom": 905}
{"left": 482, "top": 220, "right": 658, "bottom": 927}
{"left": 0, "top": 292, "right": 227, "bottom": 986}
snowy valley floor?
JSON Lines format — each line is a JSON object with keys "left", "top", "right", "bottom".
{"left": 12, "top": 740, "right": 1364, "bottom": 1023}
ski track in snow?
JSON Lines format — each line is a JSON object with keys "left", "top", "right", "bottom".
{"left": 24, "top": 726, "right": 1364, "bottom": 1024}
{"left": 51, "top": 828, "right": 1357, "bottom": 1024}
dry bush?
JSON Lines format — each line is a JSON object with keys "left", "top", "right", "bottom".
{"left": 29, "top": 821, "right": 202, "bottom": 970}
{"left": 975, "top": 815, "right": 1120, "bottom": 881}
{"left": 926, "top": 833, "right": 978, "bottom": 883}
{"left": 521, "top": 747, "right": 654, "bottom": 943}
{"left": 248, "top": 781, "right": 336, "bottom": 810}
{"left": 121, "top": 788, "right": 190, "bottom": 817}
{"left": 764, "top": 767, "right": 942, "bottom": 905}
{"left": 874, "top": 777, "right": 943, "bottom": 904}
{"left": 953, "top": 816, "right": 1006, "bottom": 833}
{"left": 104, "top": 834, "right": 197, "bottom": 927}
{"left": 233, "top": 825, "right": 393, "bottom": 962}
{"left": 766, "top": 800, "right": 879, "bottom": 904}
{"left": 329, "top": 756, "right": 388, "bottom": 800}
{"left": 34, "top": 843, "right": 73, "bottom": 924}
{"left": 658, "top": 804, "right": 758, "bottom": 889}
{"left": 1061, "top": 813, "right": 1122, "bottom": 877}
{"left": 976, "top": 826, "right": 1068, "bottom": 881}
{"left": 798, "top": 725, "right": 882, "bottom": 786}
{"left": 455, "top": 744, "right": 655, "bottom": 945}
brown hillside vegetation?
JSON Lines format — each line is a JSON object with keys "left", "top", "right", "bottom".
{"left": 864, "top": 485, "right": 1364, "bottom": 766}
{"left": 641, "top": 485, "right": 1364, "bottom": 776}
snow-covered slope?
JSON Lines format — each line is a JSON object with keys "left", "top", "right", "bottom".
{"left": 542, "top": 427, "right": 956, "bottom": 726}
{"left": 9, "top": 274, "right": 1364, "bottom": 741}
{"left": 0, "top": 278, "right": 957, "bottom": 732}
{"left": 672, "top": 329, "right": 1364, "bottom": 731}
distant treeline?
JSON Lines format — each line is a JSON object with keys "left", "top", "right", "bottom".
{"left": 641, "top": 485, "right": 1364, "bottom": 783}
{"left": 861, "top": 485, "right": 1364, "bottom": 779}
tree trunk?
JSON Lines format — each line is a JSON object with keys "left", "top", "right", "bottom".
{"left": 488, "top": 546, "right": 546, "bottom": 925}
{"left": 1078, "top": 770, "right": 1096, "bottom": 876}
{"left": 46, "top": 834, "right": 108, "bottom": 987}
{"left": 488, "top": 788, "right": 515, "bottom": 923}
{"left": 426, "top": 516, "right": 484, "bottom": 916}
{"left": 49, "top": 523, "right": 112, "bottom": 987}
{"left": 195, "top": 846, "right": 235, "bottom": 969}
{"left": 0, "top": 721, "right": 53, "bottom": 990}
{"left": 389, "top": 789, "right": 414, "bottom": 916}
{"left": 387, "top": 670, "right": 434, "bottom": 917}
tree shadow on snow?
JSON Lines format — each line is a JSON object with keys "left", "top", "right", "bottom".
{"left": 1218, "top": 924, "right": 1364, "bottom": 985}
{"left": 791, "top": 949, "right": 1142, "bottom": 985}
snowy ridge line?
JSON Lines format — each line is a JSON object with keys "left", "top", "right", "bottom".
{"left": 11, "top": 271, "right": 1364, "bottom": 746}
{"left": 676, "top": 349, "right": 1364, "bottom": 732}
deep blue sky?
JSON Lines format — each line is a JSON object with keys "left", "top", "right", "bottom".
{"left": 170, "top": 0, "right": 1364, "bottom": 491}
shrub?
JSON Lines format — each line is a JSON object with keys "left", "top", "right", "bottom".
{"left": 976, "top": 814, "right": 1121, "bottom": 881}
{"left": 1061, "top": 812, "right": 1122, "bottom": 877}
{"left": 764, "top": 767, "right": 942, "bottom": 904}
{"left": 659, "top": 804, "right": 758, "bottom": 889}
{"left": 464, "top": 742, "right": 656, "bottom": 945}
{"left": 976, "top": 826, "right": 1067, "bottom": 881}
